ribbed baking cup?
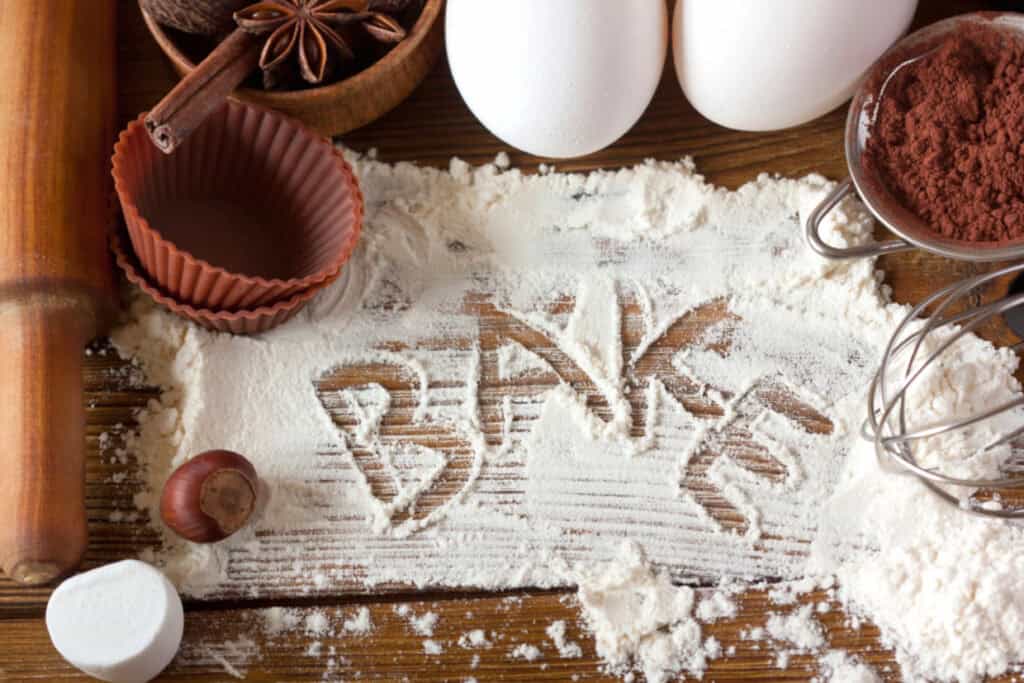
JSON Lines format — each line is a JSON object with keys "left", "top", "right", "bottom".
{"left": 110, "top": 231, "right": 334, "bottom": 335}
{"left": 112, "top": 100, "right": 363, "bottom": 310}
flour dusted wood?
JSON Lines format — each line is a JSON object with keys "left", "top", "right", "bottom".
{"left": 112, "top": 152, "right": 1024, "bottom": 682}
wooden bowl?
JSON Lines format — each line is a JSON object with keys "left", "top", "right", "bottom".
{"left": 141, "top": 0, "right": 444, "bottom": 137}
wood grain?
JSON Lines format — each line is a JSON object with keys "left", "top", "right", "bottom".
{"left": 0, "top": 0, "right": 118, "bottom": 585}
{"left": 1, "top": 0, "right": 1018, "bottom": 681}
{"left": 3, "top": 587, "right": 1021, "bottom": 682}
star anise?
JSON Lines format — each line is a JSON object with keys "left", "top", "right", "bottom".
{"left": 234, "top": 0, "right": 410, "bottom": 86}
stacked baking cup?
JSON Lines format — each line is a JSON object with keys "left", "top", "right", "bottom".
{"left": 112, "top": 100, "right": 363, "bottom": 335}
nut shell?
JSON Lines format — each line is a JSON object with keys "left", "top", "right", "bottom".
{"left": 160, "top": 450, "right": 258, "bottom": 543}
{"left": 139, "top": 0, "right": 246, "bottom": 36}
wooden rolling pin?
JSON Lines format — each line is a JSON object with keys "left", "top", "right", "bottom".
{"left": 0, "top": 1, "right": 118, "bottom": 585}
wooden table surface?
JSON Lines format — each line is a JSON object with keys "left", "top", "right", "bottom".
{"left": 2, "top": 1, "right": 1019, "bottom": 681}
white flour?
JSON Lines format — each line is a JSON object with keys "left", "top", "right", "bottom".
{"left": 566, "top": 542, "right": 706, "bottom": 682}
{"left": 509, "top": 643, "right": 542, "bottom": 662}
{"left": 815, "top": 651, "right": 881, "bottom": 683}
{"left": 497, "top": 342, "right": 553, "bottom": 380}
{"left": 111, "top": 152, "right": 1024, "bottom": 682}
{"left": 545, "top": 620, "right": 582, "bottom": 659}
{"left": 406, "top": 610, "right": 439, "bottom": 637}
{"left": 765, "top": 605, "right": 826, "bottom": 651}
{"left": 342, "top": 607, "right": 373, "bottom": 634}
{"left": 458, "top": 629, "right": 490, "bottom": 649}
{"left": 179, "top": 636, "right": 258, "bottom": 680}
{"left": 695, "top": 590, "right": 738, "bottom": 623}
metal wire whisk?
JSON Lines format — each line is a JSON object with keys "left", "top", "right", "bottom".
{"left": 866, "top": 262, "right": 1024, "bottom": 519}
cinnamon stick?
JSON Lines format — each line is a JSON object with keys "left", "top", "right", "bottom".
{"left": 145, "top": 28, "right": 261, "bottom": 154}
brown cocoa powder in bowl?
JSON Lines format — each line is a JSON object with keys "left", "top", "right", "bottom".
{"left": 863, "top": 22, "right": 1024, "bottom": 244}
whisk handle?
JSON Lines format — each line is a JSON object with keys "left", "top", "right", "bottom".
{"left": 805, "top": 178, "right": 914, "bottom": 259}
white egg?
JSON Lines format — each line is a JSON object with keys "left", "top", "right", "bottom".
{"left": 673, "top": 0, "right": 919, "bottom": 131}
{"left": 446, "top": 0, "right": 667, "bottom": 158}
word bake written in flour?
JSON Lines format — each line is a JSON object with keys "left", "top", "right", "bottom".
{"left": 315, "top": 281, "right": 834, "bottom": 541}
{"left": 114, "top": 160, "right": 880, "bottom": 594}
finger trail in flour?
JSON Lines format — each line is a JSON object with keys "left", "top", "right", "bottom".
{"left": 114, "top": 153, "right": 1024, "bottom": 682}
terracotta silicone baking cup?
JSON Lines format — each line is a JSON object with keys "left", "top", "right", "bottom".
{"left": 110, "top": 230, "right": 332, "bottom": 335}
{"left": 112, "top": 99, "right": 363, "bottom": 310}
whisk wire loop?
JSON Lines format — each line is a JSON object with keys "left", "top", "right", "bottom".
{"left": 866, "top": 262, "right": 1024, "bottom": 517}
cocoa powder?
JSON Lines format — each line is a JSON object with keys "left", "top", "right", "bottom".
{"left": 863, "top": 23, "right": 1024, "bottom": 244}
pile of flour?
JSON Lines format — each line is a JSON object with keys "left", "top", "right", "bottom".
{"left": 112, "top": 151, "right": 1024, "bottom": 682}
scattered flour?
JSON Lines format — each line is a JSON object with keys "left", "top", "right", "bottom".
{"left": 179, "top": 636, "right": 259, "bottom": 681}
{"left": 409, "top": 611, "right": 439, "bottom": 637}
{"left": 815, "top": 650, "right": 881, "bottom": 683}
{"left": 763, "top": 577, "right": 833, "bottom": 607}
{"left": 509, "top": 644, "right": 542, "bottom": 662}
{"left": 261, "top": 607, "right": 302, "bottom": 636}
{"left": 704, "top": 637, "right": 722, "bottom": 660}
{"left": 741, "top": 627, "right": 765, "bottom": 641}
{"left": 762, "top": 603, "right": 829, "bottom": 671}
{"left": 110, "top": 152, "right": 1024, "bottom": 682}
{"left": 304, "top": 610, "right": 331, "bottom": 636}
{"left": 252, "top": 604, "right": 376, "bottom": 669}
{"left": 423, "top": 639, "right": 443, "bottom": 656}
{"left": 566, "top": 542, "right": 710, "bottom": 683}
{"left": 765, "top": 605, "right": 827, "bottom": 652}
{"left": 545, "top": 620, "right": 583, "bottom": 659}
{"left": 458, "top": 629, "right": 491, "bottom": 649}
{"left": 342, "top": 607, "right": 374, "bottom": 635}
{"left": 496, "top": 342, "right": 554, "bottom": 380}
{"left": 695, "top": 591, "right": 738, "bottom": 623}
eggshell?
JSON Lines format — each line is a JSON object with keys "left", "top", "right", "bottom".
{"left": 673, "top": 0, "right": 918, "bottom": 131}
{"left": 446, "top": 0, "right": 667, "bottom": 158}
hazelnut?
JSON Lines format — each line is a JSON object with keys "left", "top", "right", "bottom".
{"left": 160, "top": 450, "right": 258, "bottom": 543}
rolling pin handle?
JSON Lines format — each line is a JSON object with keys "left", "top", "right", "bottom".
{"left": 0, "top": 0, "right": 116, "bottom": 585}
{"left": 0, "top": 300, "right": 92, "bottom": 585}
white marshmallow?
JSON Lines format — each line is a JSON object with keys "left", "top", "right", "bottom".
{"left": 46, "top": 560, "right": 184, "bottom": 683}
